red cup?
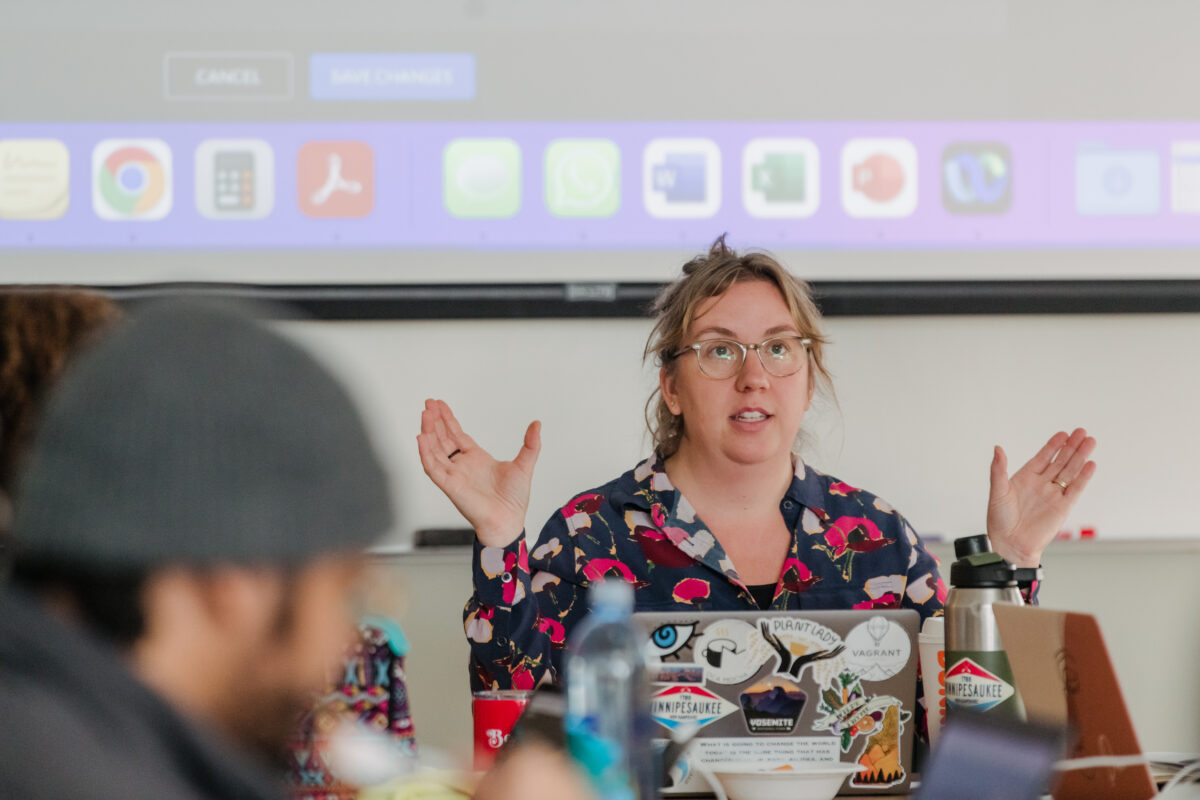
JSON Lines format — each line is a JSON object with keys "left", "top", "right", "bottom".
{"left": 472, "top": 690, "right": 533, "bottom": 770}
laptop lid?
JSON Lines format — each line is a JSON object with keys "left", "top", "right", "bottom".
{"left": 634, "top": 609, "right": 920, "bottom": 796}
{"left": 993, "top": 605, "right": 1156, "bottom": 800}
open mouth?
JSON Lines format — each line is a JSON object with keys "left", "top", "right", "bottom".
{"left": 732, "top": 411, "right": 771, "bottom": 423}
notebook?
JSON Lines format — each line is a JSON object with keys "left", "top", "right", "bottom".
{"left": 912, "top": 711, "right": 1068, "bottom": 800}
{"left": 993, "top": 605, "right": 1157, "bottom": 800}
{"left": 634, "top": 609, "right": 921, "bottom": 796}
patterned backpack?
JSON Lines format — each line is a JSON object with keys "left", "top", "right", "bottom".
{"left": 287, "top": 616, "right": 418, "bottom": 800}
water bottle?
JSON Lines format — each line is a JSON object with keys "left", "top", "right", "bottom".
{"left": 944, "top": 534, "right": 1026, "bottom": 719}
{"left": 564, "top": 580, "right": 655, "bottom": 800}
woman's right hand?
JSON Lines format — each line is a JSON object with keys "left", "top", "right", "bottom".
{"left": 417, "top": 398, "right": 541, "bottom": 548}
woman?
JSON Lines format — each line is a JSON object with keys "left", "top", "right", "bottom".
{"left": 1, "top": 289, "right": 122, "bottom": 536}
{"left": 417, "top": 238, "right": 1096, "bottom": 692}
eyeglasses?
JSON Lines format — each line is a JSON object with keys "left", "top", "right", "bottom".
{"left": 673, "top": 336, "right": 812, "bottom": 379}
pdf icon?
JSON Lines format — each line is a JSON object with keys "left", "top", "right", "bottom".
{"left": 297, "top": 140, "right": 374, "bottom": 218}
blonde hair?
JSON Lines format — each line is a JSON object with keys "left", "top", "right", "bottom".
{"left": 644, "top": 236, "right": 832, "bottom": 459}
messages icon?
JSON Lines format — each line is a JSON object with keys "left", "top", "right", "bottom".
{"left": 444, "top": 138, "right": 521, "bottom": 219}
{"left": 743, "top": 138, "right": 820, "bottom": 218}
{"left": 643, "top": 138, "right": 721, "bottom": 218}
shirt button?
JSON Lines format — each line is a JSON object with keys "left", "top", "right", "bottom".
{"left": 783, "top": 500, "right": 794, "bottom": 509}
{"left": 501, "top": 573, "right": 513, "bottom": 584}
{"left": 496, "top": 636, "right": 508, "bottom": 646}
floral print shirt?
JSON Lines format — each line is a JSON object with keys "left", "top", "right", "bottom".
{"left": 464, "top": 455, "right": 950, "bottom": 692}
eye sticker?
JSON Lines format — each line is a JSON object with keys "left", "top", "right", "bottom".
{"left": 647, "top": 622, "right": 699, "bottom": 661}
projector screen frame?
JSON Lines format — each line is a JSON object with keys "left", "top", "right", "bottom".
{"left": 76, "top": 278, "right": 1200, "bottom": 319}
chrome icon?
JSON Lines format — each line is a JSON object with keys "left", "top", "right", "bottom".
{"left": 92, "top": 139, "right": 173, "bottom": 220}
{"left": 942, "top": 142, "right": 1012, "bottom": 214}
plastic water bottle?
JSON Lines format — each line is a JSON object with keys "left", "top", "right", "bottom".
{"left": 944, "top": 534, "right": 1026, "bottom": 719}
{"left": 564, "top": 580, "right": 655, "bottom": 800}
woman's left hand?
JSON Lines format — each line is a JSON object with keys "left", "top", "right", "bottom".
{"left": 986, "top": 428, "right": 1098, "bottom": 567}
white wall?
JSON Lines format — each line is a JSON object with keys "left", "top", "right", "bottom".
{"left": 285, "top": 311, "right": 1200, "bottom": 545}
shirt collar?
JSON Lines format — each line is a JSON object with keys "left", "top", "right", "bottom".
{"left": 786, "top": 456, "right": 831, "bottom": 520}
{"left": 626, "top": 454, "right": 828, "bottom": 511}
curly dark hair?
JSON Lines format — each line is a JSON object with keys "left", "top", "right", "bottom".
{"left": 1, "top": 289, "right": 122, "bottom": 495}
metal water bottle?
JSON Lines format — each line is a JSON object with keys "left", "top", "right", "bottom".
{"left": 944, "top": 534, "right": 1025, "bottom": 718}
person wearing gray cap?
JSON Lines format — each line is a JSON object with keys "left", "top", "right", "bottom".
{"left": 0, "top": 299, "right": 393, "bottom": 800}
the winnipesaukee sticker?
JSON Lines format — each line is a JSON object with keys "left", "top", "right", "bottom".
{"left": 944, "top": 657, "right": 1016, "bottom": 712}
{"left": 651, "top": 685, "right": 738, "bottom": 731}
{"left": 843, "top": 616, "right": 912, "bottom": 681}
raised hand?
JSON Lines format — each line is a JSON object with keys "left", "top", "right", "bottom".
{"left": 417, "top": 398, "right": 541, "bottom": 547}
{"left": 986, "top": 428, "right": 1098, "bottom": 567}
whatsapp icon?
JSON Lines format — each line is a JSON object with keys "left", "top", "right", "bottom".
{"left": 545, "top": 139, "right": 620, "bottom": 218}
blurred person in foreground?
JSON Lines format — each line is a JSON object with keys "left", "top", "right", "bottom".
{"left": 0, "top": 300, "right": 394, "bottom": 799}
{"left": 0, "top": 288, "right": 122, "bottom": 536}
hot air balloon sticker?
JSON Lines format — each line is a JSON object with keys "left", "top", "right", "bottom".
{"left": 843, "top": 615, "right": 912, "bottom": 681}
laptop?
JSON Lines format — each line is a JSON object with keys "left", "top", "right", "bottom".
{"left": 993, "top": 605, "right": 1157, "bottom": 800}
{"left": 634, "top": 609, "right": 921, "bottom": 796}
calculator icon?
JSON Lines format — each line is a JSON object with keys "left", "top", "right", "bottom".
{"left": 195, "top": 139, "right": 274, "bottom": 219}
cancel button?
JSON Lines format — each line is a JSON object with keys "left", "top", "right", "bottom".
{"left": 165, "top": 52, "right": 293, "bottom": 100}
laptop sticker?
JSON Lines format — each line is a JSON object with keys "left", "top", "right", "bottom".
{"left": 850, "top": 703, "right": 910, "bottom": 789}
{"left": 650, "top": 685, "right": 738, "bottom": 731}
{"left": 844, "top": 615, "right": 912, "bottom": 681}
{"left": 739, "top": 676, "right": 807, "bottom": 735}
{"left": 692, "top": 619, "right": 772, "bottom": 684}
{"left": 652, "top": 663, "right": 705, "bottom": 684}
{"left": 813, "top": 670, "right": 911, "bottom": 788}
{"left": 646, "top": 621, "right": 701, "bottom": 662}
{"left": 758, "top": 617, "right": 847, "bottom": 683}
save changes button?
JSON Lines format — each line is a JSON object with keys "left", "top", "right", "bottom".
{"left": 310, "top": 53, "right": 475, "bottom": 101}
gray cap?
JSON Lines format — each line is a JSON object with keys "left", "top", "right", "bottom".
{"left": 12, "top": 298, "right": 393, "bottom": 569}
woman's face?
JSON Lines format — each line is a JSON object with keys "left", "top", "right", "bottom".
{"left": 660, "top": 280, "right": 814, "bottom": 469}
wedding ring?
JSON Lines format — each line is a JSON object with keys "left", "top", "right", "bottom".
{"left": 1051, "top": 478, "right": 1069, "bottom": 490}
{"left": 447, "top": 448, "right": 463, "bottom": 460}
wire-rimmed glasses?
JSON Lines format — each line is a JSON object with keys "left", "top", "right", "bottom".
{"left": 673, "top": 336, "right": 812, "bottom": 379}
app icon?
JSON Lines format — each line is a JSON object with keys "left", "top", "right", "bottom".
{"left": 544, "top": 139, "right": 620, "bottom": 218}
{"left": 92, "top": 138, "right": 172, "bottom": 221}
{"left": 743, "top": 138, "right": 819, "bottom": 218}
{"left": 1075, "top": 142, "right": 1160, "bottom": 216}
{"left": 0, "top": 139, "right": 70, "bottom": 220}
{"left": 195, "top": 139, "right": 274, "bottom": 220}
{"left": 1170, "top": 141, "right": 1200, "bottom": 214}
{"left": 299, "top": 141, "right": 374, "bottom": 218}
{"left": 443, "top": 138, "right": 521, "bottom": 218}
{"left": 643, "top": 138, "right": 721, "bottom": 218}
{"left": 841, "top": 138, "right": 918, "bottom": 218}
{"left": 942, "top": 142, "right": 1012, "bottom": 214}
